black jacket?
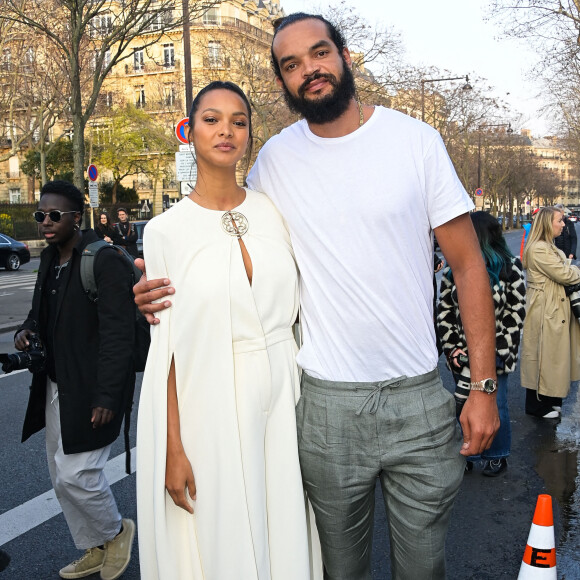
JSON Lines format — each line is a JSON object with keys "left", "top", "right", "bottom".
{"left": 19, "top": 229, "right": 135, "bottom": 454}
{"left": 115, "top": 221, "right": 138, "bottom": 258}
{"left": 555, "top": 217, "right": 577, "bottom": 259}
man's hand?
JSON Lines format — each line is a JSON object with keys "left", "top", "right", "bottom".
{"left": 91, "top": 407, "right": 115, "bottom": 429}
{"left": 166, "top": 448, "right": 196, "bottom": 514}
{"left": 133, "top": 258, "right": 174, "bottom": 325}
{"left": 14, "top": 329, "right": 35, "bottom": 351}
{"left": 459, "top": 392, "right": 500, "bottom": 456}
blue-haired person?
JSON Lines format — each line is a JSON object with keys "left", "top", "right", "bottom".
{"left": 437, "top": 211, "right": 526, "bottom": 476}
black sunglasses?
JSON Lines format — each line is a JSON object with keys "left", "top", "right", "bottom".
{"left": 33, "top": 210, "right": 77, "bottom": 223}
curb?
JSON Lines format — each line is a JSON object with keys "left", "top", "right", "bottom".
{"left": 0, "top": 321, "right": 24, "bottom": 334}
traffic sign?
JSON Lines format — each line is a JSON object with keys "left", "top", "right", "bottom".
{"left": 175, "top": 118, "right": 190, "bottom": 144}
{"left": 175, "top": 151, "right": 197, "bottom": 182}
{"left": 475, "top": 188, "right": 483, "bottom": 197}
{"left": 88, "top": 181, "right": 99, "bottom": 208}
{"left": 87, "top": 164, "right": 98, "bottom": 181}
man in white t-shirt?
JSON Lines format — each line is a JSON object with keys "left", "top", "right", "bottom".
{"left": 135, "top": 13, "right": 499, "bottom": 580}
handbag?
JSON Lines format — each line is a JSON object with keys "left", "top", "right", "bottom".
{"left": 565, "top": 283, "right": 580, "bottom": 319}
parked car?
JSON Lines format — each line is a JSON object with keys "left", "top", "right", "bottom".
{"left": 568, "top": 214, "right": 578, "bottom": 223}
{"left": 133, "top": 220, "right": 148, "bottom": 258}
{"left": 0, "top": 233, "right": 31, "bottom": 270}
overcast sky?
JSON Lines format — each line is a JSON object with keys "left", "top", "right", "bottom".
{"left": 279, "top": 0, "right": 550, "bottom": 136}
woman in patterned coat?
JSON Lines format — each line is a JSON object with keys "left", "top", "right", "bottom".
{"left": 437, "top": 211, "right": 526, "bottom": 476}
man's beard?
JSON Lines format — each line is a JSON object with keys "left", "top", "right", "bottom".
{"left": 281, "top": 60, "right": 356, "bottom": 125}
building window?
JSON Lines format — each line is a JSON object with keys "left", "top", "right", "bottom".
{"left": 134, "top": 49, "right": 144, "bottom": 72}
{"left": 208, "top": 41, "right": 221, "bottom": 67}
{"left": 136, "top": 86, "right": 146, "bottom": 108}
{"left": 90, "top": 14, "right": 113, "bottom": 37}
{"left": 2, "top": 48, "right": 11, "bottom": 71}
{"left": 164, "top": 84, "right": 175, "bottom": 107}
{"left": 202, "top": 7, "right": 220, "bottom": 25}
{"left": 9, "top": 188, "right": 21, "bottom": 203}
{"left": 163, "top": 43, "right": 174, "bottom": 68}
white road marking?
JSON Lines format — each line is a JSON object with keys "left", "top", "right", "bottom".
{"left": 0, "top": 369, "right": 27, "bottom": 379}
{"left": 0, "top": 448, "right": 137, "bottom": 546}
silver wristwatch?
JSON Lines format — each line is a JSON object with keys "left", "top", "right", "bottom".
{"left": 469, "top": 378, "right": 497, "bottom": 394}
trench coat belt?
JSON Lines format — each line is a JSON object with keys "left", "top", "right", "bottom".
{"left": 527, "top": 281, "right": 545, "bottom": 291}
{"left": 233, "top": 327, "right": 294, "bottom": 354}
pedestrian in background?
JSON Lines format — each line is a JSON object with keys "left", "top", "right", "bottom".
{"left": 521, "top": 206, "right": 580, "bottom": 418}
{"left": 95, "top": 212, "right": 119, "bottom": 245}
{"left": 115, "top": 208, "right": 138, "bottom": 258}
{"left": 438, "top": 211, "right": 526, "bottom": 476}
{"left": 554, "top": 203, "right": 577, "bottom": 260}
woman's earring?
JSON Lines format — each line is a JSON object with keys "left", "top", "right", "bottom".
{"left": 74, "top": 223, "right": 80, "bottom": 231}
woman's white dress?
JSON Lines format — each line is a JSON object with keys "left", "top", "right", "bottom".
{"left": 136, "top": 190, "right": 319, "bottom": 579}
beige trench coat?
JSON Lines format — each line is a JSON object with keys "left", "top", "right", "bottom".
{"left": 521, "top": 241, "right": 580, "bottom": 398}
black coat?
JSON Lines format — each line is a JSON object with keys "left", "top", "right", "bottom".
{"left": 115, "top": 221, "right": 139, "bottom": 258}
{"left": 555, "top": 217, "right": 577, "bottom": 259}
{"left": 19, "top": 229, "right": 136, "bottom": 454}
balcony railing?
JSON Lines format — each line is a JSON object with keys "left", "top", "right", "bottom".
{"left": 6, "top": 171, "right": 20, "bottom": 179}
{"left": 203, "top": 56, "right": 230, "bottom": 69}
{"left": 195, "top": 16, "right": 273, "bottom": 43}
{"left": 123, "top": 59, "right": 180, "bottom": 75}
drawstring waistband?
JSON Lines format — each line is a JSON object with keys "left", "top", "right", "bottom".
{"left": 355, "top": 376, "right": 406, "bottom": 415}
{"left": 301, "top": 368, "right": 440, "bottom": 415}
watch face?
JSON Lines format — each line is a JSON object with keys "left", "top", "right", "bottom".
{"left": 483, "top": 379, "right": 497, "bottom": 393}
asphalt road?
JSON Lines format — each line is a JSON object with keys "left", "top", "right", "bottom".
{"left": 0, "top": 227, "right": 579, "bottom": 579}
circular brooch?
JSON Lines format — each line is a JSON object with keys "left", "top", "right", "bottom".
{"left": 221, "top": 211, "right": 249, "bottom": 237}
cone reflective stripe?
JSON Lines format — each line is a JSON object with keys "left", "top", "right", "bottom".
{"left": 518, "top": 494, "right": 557, "bottom": 579}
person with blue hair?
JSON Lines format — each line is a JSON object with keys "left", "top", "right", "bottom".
{"left": 438, "top": 211, "right": 526, "bottom": 476}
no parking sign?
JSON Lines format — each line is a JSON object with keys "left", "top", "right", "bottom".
{"left": 175, "top": 118, "right": 190, "bottom": 144}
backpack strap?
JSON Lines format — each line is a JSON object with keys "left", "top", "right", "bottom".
{"left": 80, "top": 240, "right": 112, "bottom": 303}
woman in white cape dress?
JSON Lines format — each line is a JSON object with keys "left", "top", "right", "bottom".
{"left": 136, "top": 82, "right": 320, "bottom": 580}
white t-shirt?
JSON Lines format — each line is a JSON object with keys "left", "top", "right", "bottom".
{"left": 247, "top": 106, "right": 473, "bottom": 382}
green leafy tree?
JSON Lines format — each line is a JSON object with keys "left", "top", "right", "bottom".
{"left": 92, "top": 103, "right": 174, "bottom": 204}
{"left": 98, "top": 180, "right": 138, "bottom": 204}
{"left": 21, "top": 138, "right": 75, "bottom": 182}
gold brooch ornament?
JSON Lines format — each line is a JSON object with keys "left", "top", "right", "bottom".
{"left": 221, "top": 211, "right": 249, "bottom": 238}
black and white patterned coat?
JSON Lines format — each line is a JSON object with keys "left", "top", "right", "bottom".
{"left": 436, "top": 257, "right": 526, "bottom": 399}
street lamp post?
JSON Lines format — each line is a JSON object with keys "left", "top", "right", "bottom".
{"left": 421, "top": 75, "right": 471, "bottom": 123}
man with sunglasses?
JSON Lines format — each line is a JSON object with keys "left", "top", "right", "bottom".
{"left": 133, "top": 13, "right": 498, "bottom": 580}
{"left": 15, "top": 181, "right": 136, "bottom": 580}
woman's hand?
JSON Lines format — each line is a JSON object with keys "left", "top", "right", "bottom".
{"left": 448, "top": 347, "right": 467, "bottom": 368}
{"left": 166, "top": 448, "right": 196, "bottom": 514}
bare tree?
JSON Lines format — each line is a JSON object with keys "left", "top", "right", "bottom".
{"left": 1, "top": 0, "right": 215, "bottom": 189}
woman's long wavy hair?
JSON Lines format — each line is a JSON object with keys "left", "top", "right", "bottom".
{"left": 446, "top": 211, "right": 514, "bottom": 286}
{"left": 522, "top": 207, "right": 560, "bottom": 269}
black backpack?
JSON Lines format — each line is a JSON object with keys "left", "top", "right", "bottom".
{"left": 79, "top": 240, "right": 150, "bottom": 372}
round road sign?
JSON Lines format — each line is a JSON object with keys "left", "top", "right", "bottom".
{"left": 475, "top": 188, "right": 483, "bottom": 196}
{"left": 175, "top": 118, "right": 190, "bottom": 144}
{"left": 87, "top": 164, "right": 98, "bottom": 181}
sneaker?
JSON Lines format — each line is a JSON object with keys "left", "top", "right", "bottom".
{"left": 59, "top": 547, "right": 105, "bottom": 579}
{"left": 482, "top": 458, "right": 508, "bottom": 477}
{"left": 552, "top": 406, "right": 562, "bottom": 412}
{"left": 100, "top": 519, "right": 135, "bottom": 580}
{"left": 542, "top": 410, "right": 560, "bottom": 419}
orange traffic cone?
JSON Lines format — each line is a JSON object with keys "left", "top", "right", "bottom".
{"left": 517, "top": 494, "right": 557, "bottom": 579}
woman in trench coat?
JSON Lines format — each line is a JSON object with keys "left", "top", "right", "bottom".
{"left": 521, "top": 206, "right": 580, "bottom": 418}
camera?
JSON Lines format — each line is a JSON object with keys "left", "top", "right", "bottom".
{"left": 0, "top": 335, "right": 47, "bottom": 374}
